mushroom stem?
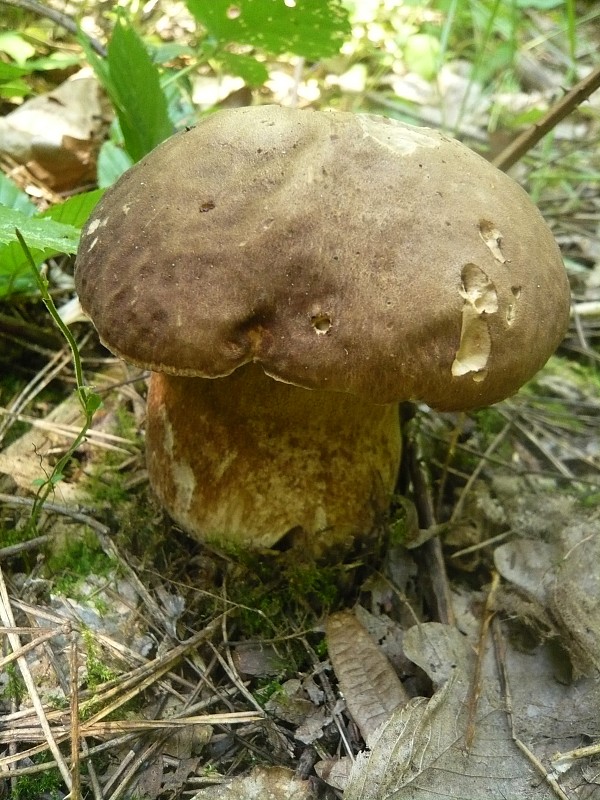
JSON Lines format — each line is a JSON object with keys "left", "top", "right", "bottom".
{"left": 145, "top": 363, "right": 402, "bottom": 552}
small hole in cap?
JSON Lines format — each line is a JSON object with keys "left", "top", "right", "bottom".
{"left": 311, "top": 314, "right": 332, "bottom": 335}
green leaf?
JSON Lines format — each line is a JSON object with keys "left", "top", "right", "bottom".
{"left": 187, "top": 0, "right": 351, "bottom": 60}
{"left": 150, "top": 43, "right": 196, "bottom": 64}
{"left": 107, "top": 14, "right": 174, "bottom": 161}
{"left": 0, "top": 207, "right": 79, "bottom": 251}
{"left": 0, "top": 190, "right": 102, "bottom": 297}
{"left": 0, "top": 32, "right": 36, "bottom": 63}
{"left": 42, "top": 189, "right": 104, "bottom": 228}
{"left": 215, "top": 51, "right": 269, "bottom": 85}
{"left": 24, "top": 52, "right": 83, "bottom": 72}
{"left": 0, "top": 62, "right": 29, "bottom": 79}
{"left": 97, "top": 140, "right": 134, "bottom": 187}
{"left": 0, "top": 79, "right": 31, "bottom": 98}
{"left": 0, "top": 174, "right": 37, "bottom": 215}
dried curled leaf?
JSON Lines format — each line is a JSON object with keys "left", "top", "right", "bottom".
{"left": 345, "top": 623, "right": 554, "bottom": 800}
{"left": 190, "top": 765, "right": 315, "bottom": 799}
{"left": 494, "top": 507, "right": 600, "bottom": 676}
{"left": 326, "top": 610, "right": 408, "bottom": 741}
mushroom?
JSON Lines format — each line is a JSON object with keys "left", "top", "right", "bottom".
{"left": 74, "top": 106, "right": 570, "bottom": 552}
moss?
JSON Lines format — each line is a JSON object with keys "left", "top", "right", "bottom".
{"left": 221, "top": 548, "right": 356, "bottom": 671}
{"left": 81, "top": 627, "right": 118, "bottom": 688}
{"left": 10, "top": 757, "right": 62, "bottom": 800}
{"left": 44, "top": 528, "right": 114, "bottom": 597}
{"left": 2, "top": 662, "right": 26, "bottom": 704}
{"left": 254, "top": 678, "right": 286, "bottom": 707}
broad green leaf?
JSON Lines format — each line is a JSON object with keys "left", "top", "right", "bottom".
{"left": 0, "top": 207, "right": 79, "bottom": 251}
{"left": 0, "top": 62, "right": 29, "bottom": 79}
{"left": 24, "top": 52, "right": 82, "bottom": 72}
{"left": 215, "top": 51, "right": 269, "bottom": 85}
{"left": 0, "top": 174, "right": 37, "bottom": 215}
{"left": 0, "top": 79, "right": 31, "bottom": 97}
{"left": 150, "top": 43, "right": 196, "bottom": 64}
{"left": 187, "top": 0, "right": 351, "bottom": 60}
{"left": 0, "top": 190, "right": 102, "bottom": 297}
{"left": 97, "top": 140, "right": 134, "bottom": 187}
{"left": 42, "top": 189, "right": 104, "bottom": 228}
{"left": 107, "top": 15, "right": 174, "bottom": 161}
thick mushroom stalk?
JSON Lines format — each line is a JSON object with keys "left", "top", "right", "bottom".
{"left": 146, "top": 365, "right": 401, "bottom": 550}
{"left": 74, "top": 105, "right": 571, "bottom": 554}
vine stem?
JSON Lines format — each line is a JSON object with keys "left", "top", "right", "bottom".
{"left": 15, "top": 230, "right": 102, "bottom": 535}
{"left": 493, "top": 63, "right": 600, "bottom": 171}
{"left": 0, "top": 0, "right": 107, "bottom": 56}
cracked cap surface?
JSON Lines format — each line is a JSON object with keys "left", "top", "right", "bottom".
{"left": 75, "top": 105, "right": 570, "bottom": 410}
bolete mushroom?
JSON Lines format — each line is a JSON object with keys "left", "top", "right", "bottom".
{"left": 74, "top": 106, "right": 570, "bottom": 552}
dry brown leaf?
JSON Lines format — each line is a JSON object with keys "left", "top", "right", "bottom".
{"left": 326, "top": 609, "right": 408, "bottom": 741}
{"left": 0, "top": 72, "right": 110, "bottom": 190}
{"left": 344, "top": 622, "right": 556, "bottom": 800}
{"left": 190, "top": 765, "right": 316, "bottom": 799}
{"left": 494, "top": 504, "right": 600, "bottom": 676}
{"left": 0, "top": 392, "right": 89, "bottom": 505}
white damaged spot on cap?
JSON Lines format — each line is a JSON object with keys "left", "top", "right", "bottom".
{"left": 452, "top": 263, "right": 498, "bottom": 379}
{"left": 479, "top": 219, "right": 507, "bottom": 263}
{"left": 87, "top": 217, "right": 109, "bottom": 235}
{"left": 358, "top": 115, "right": 438, "bottom": 156}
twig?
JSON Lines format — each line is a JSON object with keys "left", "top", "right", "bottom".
{"left": 464, "top": 572, "right": 499, "bottom": 752}
{"left": 406, "top": 431, "right": 455, "bottom": 625}
{"left": 450, "top": 421, "right": 512, "bottom": 523}
{"left": 492, "top": 617, "right": 570, "bottom": 800}
{"left": 0, "top": 0, "right": 107, "bottom": 56}
{"left": 493, "top": 63, "right": 600, "bottom": 171}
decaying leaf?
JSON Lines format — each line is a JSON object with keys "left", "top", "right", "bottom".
{"left": 494, "top": 504, "right": 600, "bottom": 676}
{"left": 0, "top": 391, "right": 89, "bottom": 505}
{"left": 265, "top": 677, "right": 334, "bottom": 745}
{"left": 190, "top": 765, "right": 316, "bottom": 799}
{"left": 0, "top": 71, "right": 110, "bottom": 189}
{"left": 344, "top": 623, "right": 555, "bottom": 800}
{"left": 326, "top": 610, "right": 409, "bottom": 741}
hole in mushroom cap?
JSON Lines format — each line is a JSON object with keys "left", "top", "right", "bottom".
{"left": 506, "top": 287, "right": 522, "bottom": 326}
{"left": 452, "top": 263, "right": 498, "bottom": 379}
{"left": 311, "top": 314, "right": 332, "bottom": 334}
{"left": 479, "top": 219, "right": 506, "bottom": 264}
{"left": 200, "top": 201, "right": 215, "bottom": 212}
{"left": 460, "top": 263, "right": 498, "bottom": 314}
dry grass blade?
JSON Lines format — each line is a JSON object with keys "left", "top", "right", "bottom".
{"left": 0, "top": 566, "right": 72, "bottom": 790}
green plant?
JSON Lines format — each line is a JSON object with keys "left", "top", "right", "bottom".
{"left": 0, "top": 177, "right": 103, "bottom": 297}
{"left": 15, "top": 233, "right": 102, "bottom": 536}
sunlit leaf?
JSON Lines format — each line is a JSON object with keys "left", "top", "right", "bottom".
{"left": 0, "top": 207, "right": 79, "bottom": 251}
{"left": 187, "top": 0, "right": 351, "bottom": 60}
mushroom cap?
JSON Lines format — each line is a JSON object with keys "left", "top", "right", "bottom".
{"left": 75, "top": 105, "right": 570, "bottom": 410}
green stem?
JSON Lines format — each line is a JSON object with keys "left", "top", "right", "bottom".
{"left": 16, "top": 229, "right": 102, "bottom": 534}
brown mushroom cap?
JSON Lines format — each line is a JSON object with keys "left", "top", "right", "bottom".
{"left": 75, "top": 105, "right": 569, "bottom": 410}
